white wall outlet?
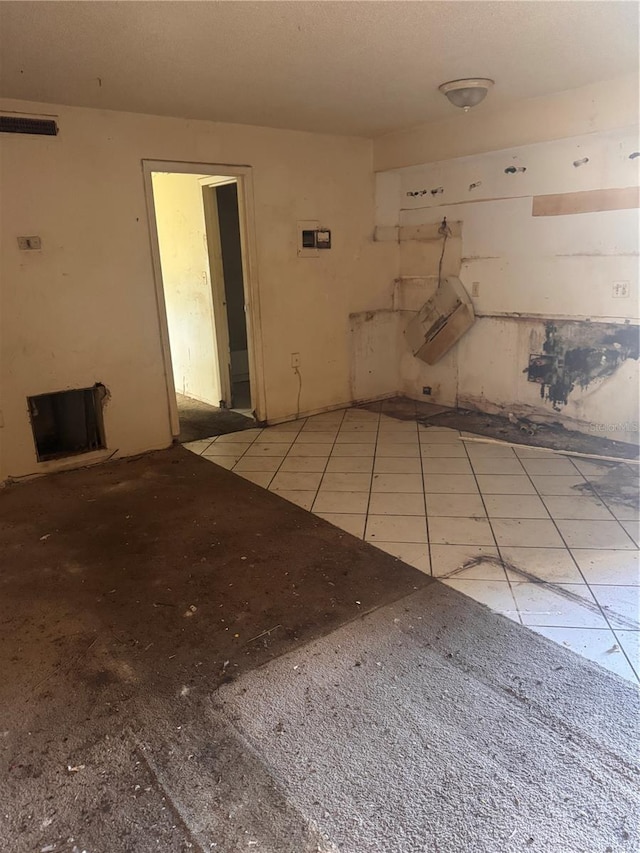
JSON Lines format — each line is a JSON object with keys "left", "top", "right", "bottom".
{"left": 17, "top": 236, "right": 42, "bottom": 250}
{"left": 612, "top": 281, "right": 630, "bottom": 298}
{"left": 471, "top": 281, "right": 480, "bottom": 297}
{"left": 291, "top": 352, "right": 301, "bottom": 368}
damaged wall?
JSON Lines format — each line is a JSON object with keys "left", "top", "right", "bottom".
{"left": 0, "top": 98, "right": 396, "bottom": 480}
{"left": 372, "top": 125, "right": 640, "bottom": 443}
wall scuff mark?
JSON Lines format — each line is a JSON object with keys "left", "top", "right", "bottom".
{"left": 525, "top": 321, "right": 640, "bottom": 410}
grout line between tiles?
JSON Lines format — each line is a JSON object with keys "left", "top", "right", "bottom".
{"left": 461, "top": 438, "right": 522, "bottom": 623}
{"left": 518, "top": 455, "right": 640, "bottom": 674}
{"left": 313, "top": 408, "right": 351, "bottom": 514}
{"left": 417, "top": 420, "right": 433, "bottom": 576}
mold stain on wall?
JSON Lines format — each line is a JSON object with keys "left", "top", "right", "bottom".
{"left": 525, "top": 321, "right": 640, "bottom": 410}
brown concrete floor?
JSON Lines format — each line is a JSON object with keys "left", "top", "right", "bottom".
{"left": 1, "top": 447, "right": 638, "bottom": 852}
{"left": 0, "top": 447, "right": 427, "bottom": 852}
{"left": 176, "top": 394, "right": 254, "bottom": 443}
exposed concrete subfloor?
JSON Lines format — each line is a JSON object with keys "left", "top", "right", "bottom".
{"left": 1, "top": 447, "right": 639, "bottom": 852}
{"left": 185, "top": 398, "right": 640, "bottom": 683}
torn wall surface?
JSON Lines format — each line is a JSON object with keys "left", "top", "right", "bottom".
{"left": 355, "top": 127, "right": 640, "bottom": 444}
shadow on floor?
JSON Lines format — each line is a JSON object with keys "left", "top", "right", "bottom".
{"left": 177, "top": 392, "right": 254, "bottom": 442}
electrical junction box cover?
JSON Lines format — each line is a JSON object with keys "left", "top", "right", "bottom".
{"left": 405, "top": 276, "right": 475, "bottom": 365}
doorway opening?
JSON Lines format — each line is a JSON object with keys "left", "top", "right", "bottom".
{"left": 147, "top": 166, "right": 260, "bottom": 443}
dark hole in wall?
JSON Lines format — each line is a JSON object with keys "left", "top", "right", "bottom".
{"left": 28, "top": 385, "right": 107, "bottom": 461}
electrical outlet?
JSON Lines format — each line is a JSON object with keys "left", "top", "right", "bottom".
{"left": 471, "top": 281, "right": 480, "bottom": 297}
{"left": 422, "top": 386, "right": 432, "bottom": 396}
{"left": 612, "top": 281, "right": 630, "bottom": 298}
{"left": 291, "top": 353, "right": 301, "bottom": 368}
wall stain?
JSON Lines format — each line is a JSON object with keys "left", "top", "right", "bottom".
{"left": 524, "top": 321, "right": 640, "bottom": 410}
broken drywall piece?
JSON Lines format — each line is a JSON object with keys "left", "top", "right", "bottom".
{"left": 405, "top": 276, "right": 475, "bottom": 365}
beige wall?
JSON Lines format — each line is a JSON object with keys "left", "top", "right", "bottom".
{"left": 374, "top": 74, "right": 639, "bottom": 172}
{"left": 0, "top": 98, "right": 396, "bottom": 480}
{"left": 152, "top": 171, "right": 221, "bottom": 406}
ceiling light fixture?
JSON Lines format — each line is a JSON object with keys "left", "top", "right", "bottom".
{"left": 438, "top": 78, "right": 494, "bottom": 112}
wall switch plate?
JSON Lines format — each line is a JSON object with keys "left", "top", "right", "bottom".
{"left": 471, "top": 281, "right": 480, "bottom": 297}
{"left": 18, "top": 235, "right": 41, "bottom": 250}
{"left": 291, "top": 352, "right": 301, "bottom": 368}
{"left": 612, "top": 281, "right": 630, "bottom": 298}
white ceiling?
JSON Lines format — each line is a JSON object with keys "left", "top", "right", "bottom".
{"left": 0, "top": 1, "right": 637, "bottom": 137}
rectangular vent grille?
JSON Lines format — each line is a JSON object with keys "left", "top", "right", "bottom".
{"left": 0, "top": 115, "right": 58, "bottom": 136}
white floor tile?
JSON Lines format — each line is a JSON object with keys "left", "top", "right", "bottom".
{"left": 365, "top": 514, "right": 428, "bottom": 544}
{"left": 330, "top": 443, "right": 376, "bottom": 457}
{"left": 414, "top": 431, "right": 461, "bottom": 444}
{"left": 338, "top": 422, "right": 379, "bottom": 434}
{"left": 205, "top": 455, "right": 241, "bottom": 470}
{"left": 313, "top": 491, "right": 369, "bottom": 514}
{"left": 429, "top": 516, "right": 495, "bottom": 546}
{"left": 320, "top": 472, "right": 372, "bottom": 492}
{"left": 254, "top": 430, "right": 296, "bottom": 443}
{"left": 288, "top": 443, "right": 334, "bottom": 457}
{"left": 570, "top": 459, "right": 622, "bottom": 478}
{"left": 376, "top": 430, "right": 419, "bottom": 443}
{"left": 325, "top": 456, "right": 374, "bottom": 474}
{"left": 465, "top": 444, "right": 517, "bottom": 458}
{"left": 513, "top": 446, "right": 556, "bottom": 459}
{"left": 520, "top": 457, "right": 579, "bottom": 476}
{"left": 372, "top": 473, "right": 424, "bottom": 494}
{"left": 425, "top": 493, "right": 486, "bottom": 518}
{"left": 542, "top": 495, "right": 613, "bottom": 520}
{"left": 430, "top": 545, "right": 503, "bottom": 580}
{"left": 269, "top": 471, "right": 323, "bottom": 491}
{"left": 476, "top": 475, "right": 536, "bottom": 495}
{"left": 615, "top": 631, "right": 640, "bottom": 678}
{"left": 423, "top": 474, "right": 479, "bottom": 494}
{"left": 215, "top": 429, "right": 263, "bottom": 443}
{"left": 501, "top": 547, "right": 584, "bottom": 584}
{"left": 372, "top": 542, "right": 431, "bottom": 575}
{"left": 555, "top": 519, "right": 636, "bottom": 550}
{"left": 294, "top": 430, "right": 338, "bottom": 444}
{"left": 491, "top": 518, "right": 564, "bottom": 548}
{"left": 590, "top": 585, "right": 640, "bottom": 630}
{"left": 622, "top": 520, "right": 640, "bottom": 546}
{"left": 421, "top": 458, "right": 473, "bottom": 475}
{"left": 374, "top": 457, "right": 423, "bottom": 474}
{"left": 279, "top": 456, "right": 328, "bottom": 473}
{"left": 276, "top": 490, "right": 316, "bottom": 510}
{"left": 442, "top": 579, "right": 519, "bottom": 621}
{"left": 233, "top": 456, "right": 284, "bottom": 473}
{"left": 571, "top": 549, "right": 640, "bottom": 586}
{"left": 204, "top": 442, "right": 252, "bottom": 457}
{"left": 244, "top": 443, "right": 292, "bottom": 457}
{"left": 604, "top": 501, "right": 640, "bottom": 522}
{"left": 183, "top": 438, "right": 215, "bottom": 455}
{"left": 529, "top": 475, "right": 589, "bottom": 496}
{"left": 470, "top": 458, "right": 526, "bottom": 475}
{"left": 530, "top": 626, "right": 638, "bottom": 682}
{"left": 335, "top": 431, "right": 378, "bottom": 443}
{"left": 511, "top": 582, "right": 607, "bottom": 628}
{"left": 484, "top": 494, "right": 550, "bottom": 519}
{"left": 419, "top": 443, "right": 468, "bottom": 458}
{"left": 314, "top": 512, "right": 366, "bottom": 538}
{"left": 375, "top": 443, "right": 420, "bottom": 458}
{"left": 235, "top": 471, "right": 275, "bottom": 488}
{"left": 368, "top": 492, "right": 425, "bottom": 516}
{"left": 271, "top": 419, "right": 305, "bottom": 432}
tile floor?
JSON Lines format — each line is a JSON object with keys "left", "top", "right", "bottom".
{"left": 185, "top": 401, "right": 640, "bottom": 685}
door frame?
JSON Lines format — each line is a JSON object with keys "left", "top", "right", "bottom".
{"left": 142, "top": 160, "right": 266, "bottom": 437}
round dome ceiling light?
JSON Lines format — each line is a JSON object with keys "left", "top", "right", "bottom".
{"left": 438, "top": 78, "right": 494, "bottom": 112}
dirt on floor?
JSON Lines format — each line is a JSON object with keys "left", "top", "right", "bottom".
{"left": 177, "top": 393, "right": 255, "bottom": 443}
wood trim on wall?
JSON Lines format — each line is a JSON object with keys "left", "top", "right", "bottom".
{"left": 532, "top": 186, "right": 640, "bottom": 217}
